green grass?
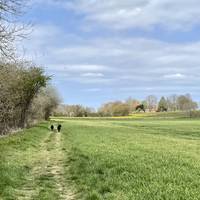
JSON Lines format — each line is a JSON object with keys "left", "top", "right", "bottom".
{"left": 0, "top": 122, "right": 74, "bottom": 200}
{"left": 51, "top": 111, "right": 190, "bottom": 121}
{"left": 0, "top": 123, "right": 48, "bottom": 199}
{"left": 61, "top": 118, "right": 200, "bottom": 200}
{"left": 1, "top": 116, "right": 200, "bottom": 199}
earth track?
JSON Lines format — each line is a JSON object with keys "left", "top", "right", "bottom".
{"left": 16, "top": 131, "right": 75, "bottom": 200}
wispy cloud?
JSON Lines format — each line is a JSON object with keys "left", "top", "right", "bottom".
{"left": 65, "top": 0, "right": 200, "bottom": 30}
{"left": 81, "top": 73, "right": 104, "bottom": 77}
{"left": 29, "top": 0, "right": 200, "bottom": 30}
{"left": 163, "top": 73, "right": 186, "bottom": 79}
{"left": 22, "top": 24, "right": 200, "bottom": 88}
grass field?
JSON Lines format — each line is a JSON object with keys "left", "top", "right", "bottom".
{"left": 1, "top": 115, "right": 200, "bottom": 199}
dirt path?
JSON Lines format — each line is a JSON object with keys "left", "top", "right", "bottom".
{"left": 50, "top": 132, "right": 75, "bottom": 200}
{"left": 16, "top": 131, "right": 75, "bottom": 200}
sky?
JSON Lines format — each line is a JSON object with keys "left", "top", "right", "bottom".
{"left": 20, "top": 0, "right": 200, "bottom": 108}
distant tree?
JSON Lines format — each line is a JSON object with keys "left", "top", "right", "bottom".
{"left": 53, "top": 104, "right": 95, "bottom": 117}
{"left": 166, "top": 94, "right": 178, "bottom": 111}
{"left": 157, "top": 97, "right": 168, "bottom": 112}
{"left": 99, "top": 101, "right": 129, "bottom": 117}
{"left": 30, "top": 86, "right": 61, "bottom": 121}
{"left": 74, "top": 105, "right": 88, "bottom": 117}
{"left": 141, "top": 100, "right": 148, "bottom": 110}
{"left": 112, "top": 102, "right": 129, "bottom": 116}
{"left": 99, "top": 102, "right": 114, "bottom": 117}
{"left": 84, "top": 107, "right": 95, "bottom": 117}
{"left": 43, "top": 87, "right": 61, "bottom": 120}
{"left": 177, "top": 94, "right": 198, "bottom": 111}
{"left": 126, "top": 97, "right": 140, "bottom": 113}
{"left": 146, "top": 95, "right": 157, "bottom": 112}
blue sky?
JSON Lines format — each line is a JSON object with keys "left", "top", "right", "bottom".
{"left": 21, "top": 0, "right": 200, "bottom": 108}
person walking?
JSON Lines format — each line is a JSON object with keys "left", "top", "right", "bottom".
{"left": 57, "top": 124, "right": 62, "bottom": 132}
{"left": 50, "top": 125, "right": 54, "bottom": 131}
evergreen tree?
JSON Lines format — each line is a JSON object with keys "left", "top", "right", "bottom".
{"left": 158, "top": 97, "right": 168, "bottom": 112}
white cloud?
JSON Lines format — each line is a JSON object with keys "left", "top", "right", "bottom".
{"left": 163, "top": 73, "right": 186, "bottom": 79}
{"left": 21, "top": 24, "right": 200, "bottom": 89}
{"left": 81, "top": 73, "right": 104, "bottom": 77}
{"left": 64, "top": 0, "right": 200, "bottom": 30}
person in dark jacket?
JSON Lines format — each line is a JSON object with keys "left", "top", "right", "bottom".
{"left": 50, "top": 125, "right": 54, "bottom": 131}
{"left": 57, "top": 124, "right": 62, "bottom": 132}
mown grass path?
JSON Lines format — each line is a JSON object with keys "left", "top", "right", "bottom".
{"left": 0, "top": 123, "right": 75, "bottom": 200}
{"left": 16, "top": 132, "right": 74, "bottom": 200}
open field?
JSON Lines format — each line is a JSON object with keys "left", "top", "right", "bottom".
{"left": 51, "top": 111, "right": 197, "bottom": 121}
{"left": 1, "top": 115, "right": 200, "bottom": 199}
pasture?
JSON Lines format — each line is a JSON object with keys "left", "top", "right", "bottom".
{"left": 1, "top": 115, "right": 200, "bottom": 199}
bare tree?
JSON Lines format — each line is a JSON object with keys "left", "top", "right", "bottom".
{"left": 167, "top": 94, "right": 178, "bottom": 111}
{"left": 126, "top": 97, "right": 140, "bottom": 113}
{"left": 0, "top": 0, "right": 26, "bottom": 58}
{"left": 177, "top": 94, "right": 198, "bottom": 111}
{"left": 30, "top": 86, "right": 61, "bottom": 122}
{"left": 146, "top": 95, "right": 157, "bottom": 112}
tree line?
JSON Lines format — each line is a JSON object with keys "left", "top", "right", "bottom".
{"left": 54, "top": 105, "right": 96, "bottom": 117}
{"left": 0, "top": 1, "right": 60, "bottom": 135}
{"left": 54, "top": 94, "right": 198, "bottom": 117}
{"left": 99, "top": 94, "right": 198, "bottom": 116}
